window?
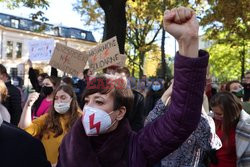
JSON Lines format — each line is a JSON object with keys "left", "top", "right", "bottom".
{"left": 11, "top": 19, "right": 19, "bottom": 28}
{"left": 6, "top": 41, "right": 13, "bottom": 58}
{"left": 53, "top": 27, "right": 60, "bottom": 36}
{"left": 20, "top": 20, "right": 28, "bottom": 30}
{"left": 16, "top": 42, "right": 22, "bottom": 58}
{"left": 10, "top": 68, "right": 18, "bottom": 77}
{"left": 80, "top": 32, "right": 86, "bottom": 39}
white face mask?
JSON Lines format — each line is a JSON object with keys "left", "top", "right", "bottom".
{"left": 54, "top": 101, "right": 71, "bottom": 114}
{"left": 82, "top": 106, "right": 115, "bottom": 136}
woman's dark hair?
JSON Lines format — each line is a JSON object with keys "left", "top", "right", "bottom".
{"left": 82, "top": 75, "right": 134, "bottom": 118}
{"left": 210, "top": 92, "right": 242, "bottom": 141}
{"left": 62, "top": 76, "right": 73, "bottom": 87}
{"left": 32, "top": 76, "right": 60, "bottom": 117}
{"left": 39, "top": 73, "right": 49, "bottom": 79}
{"left": 225, "top": 80, "right": 240, "bottom": 92}
{"left": 36, "top": 84, "right": 81, "bottom": 139}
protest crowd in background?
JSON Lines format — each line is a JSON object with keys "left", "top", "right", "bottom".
{"left": 0, "top": 6, "right": 250, "bottom": 167}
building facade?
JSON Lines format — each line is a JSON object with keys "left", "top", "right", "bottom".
{"left": 0, "top": 12, "right": 96, "bottom": 86}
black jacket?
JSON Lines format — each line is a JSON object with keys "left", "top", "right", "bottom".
{"left": 128, "top": 90, "right": 145, "bottom": 132}
{"left": 0, "top": 122, "right": 51, "bottom": 167}
{"left": 2, "top": 81, "right": 22, "bottom": 125}
{"left": 144, "top": 89, "right": 164, "bottom": 117}
{"left": 28, "top": 67, "right": 58, "bottom": 93}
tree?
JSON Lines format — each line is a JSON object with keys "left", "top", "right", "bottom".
{"left": 207, "top": 41, "right": 250, "bottom": 82}
{"left": 200, "top": 0, "right": 250, "bottom": 80}
{"left": 75, "top": 0, "right": 163, "bottom": 78}
{"left": 74, "top": 0, "right": 127, "bottom": 53}
{"left": 1, "top": 0, "right": 50, "bottom": 30}
{"left": 74, "top": 0, "right": 204, "bottom": 78}
{"left": 126, "top": 0, "right": 162, "bottom": 78}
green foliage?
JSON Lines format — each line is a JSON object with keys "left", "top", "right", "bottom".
{"left": 199, "top": 0, "right": 250, "bottom": 81}
{"left": 73, "top": 0, "right": 104, "bottom": 26}
{"left": 1, "top": 0, "right": 50, "bottom": 31}
{"left": 2, "top": 0, "right": 49, "bottom": 9}
{"left": 201, "top": 0, "right": 250, "bottom": 40}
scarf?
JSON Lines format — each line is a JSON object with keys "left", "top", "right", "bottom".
{"left": 57, "top": 117, "right": 131, "bottom": 167}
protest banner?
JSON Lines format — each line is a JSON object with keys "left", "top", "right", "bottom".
{"left": 87, "top": 36, "right": 120, "bottom": 72}
{"left": 116, "top": 54, "right": 127, "bottom": 67}
{"left": 28, "top": 39, "right": 54, "bottom": 61}
{"left": 49, "top": 43, "right": 88, "bottom": 76}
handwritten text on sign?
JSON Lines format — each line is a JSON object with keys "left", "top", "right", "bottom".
{"left": 116, "top": 54, "right": 127, "bottom": 67}
{"left": 49, "top": 43, "right": 88, "bottom": 76}
{"left": 28, "top": 39, "right": 54, "bottom": 61}
{"left": 87, "top": 37, "right": 120, "bottom": 72}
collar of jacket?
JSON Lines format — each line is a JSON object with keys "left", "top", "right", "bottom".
{"left": 235, "top": 110, "right": 250, "bottom": 159}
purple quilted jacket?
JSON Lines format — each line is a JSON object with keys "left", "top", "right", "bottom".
{"left": 57, "top": 50, "right": 209, "bottom": 167}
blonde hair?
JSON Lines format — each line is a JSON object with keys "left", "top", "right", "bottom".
{"left": 0, "top": 80, "right": 8, "bottom": 102}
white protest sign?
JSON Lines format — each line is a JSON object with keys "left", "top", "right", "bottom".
{"left": 87, "top": 36, "right": 120, "bottom": 72}
{"left": 49, "top": 43, "right": 88, "bottom": 76}
{"left": 28, "top": 39, "right": 54, "bottom": 61}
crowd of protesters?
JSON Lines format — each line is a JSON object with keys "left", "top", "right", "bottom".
{"left": 0, "top": 6, "right": 249, "bottom": 167}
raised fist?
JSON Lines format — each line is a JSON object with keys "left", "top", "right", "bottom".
{"left": 163, "top": 7, "right": 198, "bottom": 42}
{"left": 27, "top": 92, "right": 39, "bottom": 107}
{"left": 27, "top": 59, "right": 33, "bottom": 68}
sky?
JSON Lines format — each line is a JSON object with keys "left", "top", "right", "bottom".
{"left": 0, "top": 0, "right": 179, "bottom": 56}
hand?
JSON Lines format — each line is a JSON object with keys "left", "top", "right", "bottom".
{"left": 27, "top": 59, "right": 33, "bottom": 68}
{"left": 26, "top": 92, "right": 39, "bottom": 107}
{"left": 163, "top": 7, "right": 199, "bottom": 57}
{"left": 161, "top": 81, "right": 173, "bottom": 105}
{"left": 164, "top": 7, "right": 198, "bottom": 41}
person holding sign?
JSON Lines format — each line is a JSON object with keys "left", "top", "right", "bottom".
{"left": 56, "top": 6, "right": 209, "bottom": 167}
{"left": 18, "top": 85, "right": 82, "bottom": 165}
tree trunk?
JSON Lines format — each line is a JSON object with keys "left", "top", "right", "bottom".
{"left": 161, "top": 28, "right": 167, "bottom": 80}
{"left": 240, "top": 40, "right": 245, "bottom": 81}
{"left": 98, "top": 0, "right": 127, "bottom": 54}
{"left": 139, "top": 52, "right": 145, "bottom": 78}
{"left": 160, "top": 0, "right": 167, "bottom": 80}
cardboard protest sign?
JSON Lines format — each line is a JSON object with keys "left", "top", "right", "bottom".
{"left": 87, "top": 36, "right": 120, "bottom": 72}
{"left": 28, "top": 39, "right": 54, "bottom": 61}
{"left": 116, "top": 54, "right": 127, "bottom": 67}
{"left": 49, "top": 43, "right": 88, "bottom": 76}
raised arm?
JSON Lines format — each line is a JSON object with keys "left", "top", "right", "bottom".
{"left": 18, "top": 92, "right": 39, "bottom": 129}
{"left": 27, "top": 59, "right": 41, "bottom": 93}
{"left": 135, "top": 7, "right": 209, "bottom": 164}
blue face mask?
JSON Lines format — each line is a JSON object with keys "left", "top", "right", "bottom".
{"left": 152, "top": 85, "right": 161, "bottom": 91}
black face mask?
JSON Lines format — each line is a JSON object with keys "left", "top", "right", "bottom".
{"left": 41, "top": 86, "right": 53, "bottom": 96}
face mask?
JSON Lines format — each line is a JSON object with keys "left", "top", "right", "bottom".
{"left": 41, "top": 86, "right": 53, "bottom": 96}
{"left": 152, "top": 85, "right": 161, "bottom": 91}
{"left": 54, "top": 101, "right": 71, "bottom": 114}
{"left": 232, "top": 88, "right": 244, "bottom": 98}
{"left": 82, "top": 106, "right": 116, "bottom": 136}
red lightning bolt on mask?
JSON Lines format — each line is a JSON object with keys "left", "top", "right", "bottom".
{"left": 89, "top": 113, "right": 101, "bottom": 134}
{"left": 82, "top": 106, "right": 114, "bottom": 136}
